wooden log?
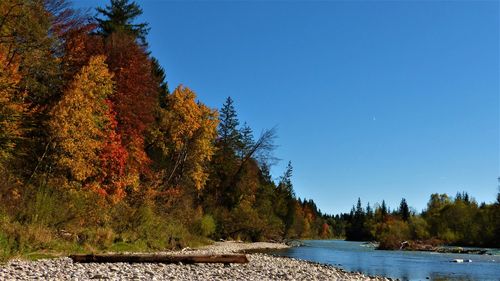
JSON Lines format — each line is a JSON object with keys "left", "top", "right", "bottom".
{"left": 69, "top": 254, "right": 249, "bottom": 264}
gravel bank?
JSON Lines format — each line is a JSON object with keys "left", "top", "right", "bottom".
{"left": 0, "top": 242, "right": 392, "bottom": 280}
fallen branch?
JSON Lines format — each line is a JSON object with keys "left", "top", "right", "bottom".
{"left": 69, "top": 254, "right": 249, "bottom": 264}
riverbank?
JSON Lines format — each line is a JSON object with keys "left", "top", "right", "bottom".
{"left": 380, "top": 240, "right": 492, "bottom": 255}
{"left": 0, "top": 241, "right": 392, "bottom": 280}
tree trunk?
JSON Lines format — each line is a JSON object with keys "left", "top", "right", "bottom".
{"left": 69, "top": 254, "right": 249, "bottom": 264}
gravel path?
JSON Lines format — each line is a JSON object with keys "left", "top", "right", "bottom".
{"left": 0, "top": 242, "right": 392, "bottom": 280}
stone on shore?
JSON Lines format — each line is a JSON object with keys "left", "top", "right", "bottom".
{"left": 0, "top": 241, "right": 391, "bottom": 280}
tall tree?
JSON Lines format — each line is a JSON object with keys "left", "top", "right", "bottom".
{"left": 218, "top": 97, "right": 241, "bottom": 153}
{"left": 95, "top": 0, "right": 149, "bottom": 45}
{"left": 151, "top": 57, "right": 169, "bottom": 102}
{"left": 238, "top": 122, "right": 254, "bottom": 159}
{"left": 148, "top": 85, "right": 218, "bottom": 191}
{"left": 104, "top": 33, "right": 157, "bottom": 183}
{"left": 0, "top": 0, "right": 67, "bottom": 180}
{"left": 49, "top": 55, "right": 114, "bottom": 184}
{"left": 381, "top": 200, "right": 388, "bottom": 219}
{"left": 275, "top": 161, "right": 296, "bottom": 237}
{"left": 0, "top": 45, "right": 23, "bottom": 165}
{"left": 399, "top": 198, "right": 410, "bottom": 221}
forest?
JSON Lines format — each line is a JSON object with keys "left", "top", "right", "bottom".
{"left": 329, "top": 192, "right": 500, "bottom": 249}
{"left": 1, "top": 0, "right": 499, "bottom": 261}
{"left": 0, "top": 0, "right": 332, "bottom": 260}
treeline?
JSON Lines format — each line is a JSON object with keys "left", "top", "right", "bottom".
{"left": 327, "top": 192, "right": 500, "bottom": 249}
{"left": 0, "top": 0, "right": 332, "bottom": 259}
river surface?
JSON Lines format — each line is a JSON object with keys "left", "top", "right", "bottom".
{"left": 268, "top": 240, "right": 500, "bottom": 281}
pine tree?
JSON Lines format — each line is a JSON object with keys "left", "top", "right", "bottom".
{"left": 95, "top": 0, "right": 150, "bottom": 45}
{"left": 218, "top": 97, "right": 241, "bottom": 153}
{"left": 399, "top": 198, "right": 410, "bottom": 221}
{"left": 151, "top": 57, "right": 169, "bottom": 106}
{"left": 381, "top": 200, "right": 388, "bottom": 218}
{"left": 277, "top": 161, "right": 296, "bottom": 237}
{"left": 238, "top": 122, "right": 254, "bottom": 158}
{"left": 366, "top": 202, "right": 373, "bottom": 218}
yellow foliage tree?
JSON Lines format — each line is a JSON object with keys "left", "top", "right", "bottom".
{"left": 150, "top": 85, "right": 218, "bottom": 190}
{"left": 0, "top": 46, "right": 23, "bottom": 163}
{"left": 49, "top": 55, "right": 114, "bottom": 183}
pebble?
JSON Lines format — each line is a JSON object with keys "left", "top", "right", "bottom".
{"left": 0, "top": 242, "right": 391, "bottom": 280}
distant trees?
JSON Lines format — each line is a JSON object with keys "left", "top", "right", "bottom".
{"left": 345, "top": 198, "right": 373, "bottom": 241}
{"left": 340, "top": 192, "right": 500, "bottom": 248}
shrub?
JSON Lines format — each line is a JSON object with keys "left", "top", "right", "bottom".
{"left": 409, "top": 216, "right": 430, "bottom": 240}
{"left": 199, "top": 214, "right": 216, "bottom": 237}
{"left": 377, "top": 219, "right": 411, "bottom": 250}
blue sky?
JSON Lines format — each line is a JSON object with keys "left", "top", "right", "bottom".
{"left": 73, "top": 0, "right": 499, "bottom": 214}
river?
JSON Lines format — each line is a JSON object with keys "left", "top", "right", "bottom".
{"left": 268, "top": 240, "right": 500, "bottom": 281}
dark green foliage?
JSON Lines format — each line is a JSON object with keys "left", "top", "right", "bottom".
{"left": 151, "top": 57, "right": 169, "bottom": 106}
{"left": 339, "top": 192, "right": 500, "bottom": 248}
{"left": 95, "top": 0, "right": 150, "bottom": 45}
{"left": 399, "top": 198, "right": 410, "bottom": 221}
{"left": 345, "top": 198, "right": 373, "bottom": 241}
{"left": 218, "top": 97, "right": 241, "bottom": 154}
{"left": 381, "top": 200, "right": 388, "bottom": 218}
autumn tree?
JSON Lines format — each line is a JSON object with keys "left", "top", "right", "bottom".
{"left": 49, "top": 56, "right": 114, "bottom": 186}
{"left": 103, "top": 33, "right": 157, "bottom": 184}
{"left": 93, "top": 0, "right": 160, "bottom": 186}
{"left": 148, "top": 85, "right": 218, "bottom": 191}
{"left": 0, "top": 46, "right": 23, "bottom": 165}
{"left": 61, "top": 24, "right": 104, "bottom": 81}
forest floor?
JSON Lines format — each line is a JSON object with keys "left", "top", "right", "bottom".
{"left": 0, "top": 241, "right": 393, "bottom": 280}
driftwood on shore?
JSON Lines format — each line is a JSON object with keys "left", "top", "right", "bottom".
{"left": 69, "top": 254, "right": 249, "bottom": 264}
{"left": 397, "top": 240, "right": 489, "bottom": 255}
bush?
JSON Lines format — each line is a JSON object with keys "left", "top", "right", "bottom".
{"left": 199, "top": 214, "right": 216, "bottom": 237}
{"left": 78, "top": 227, "right": 115, "bottom": 250}
{"left": 409, "top": 216, "right": 430, "bottom": 240}
{"left": 377, "top": 219, "right": 411, "bottom": 250}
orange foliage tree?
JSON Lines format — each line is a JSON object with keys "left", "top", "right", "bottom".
{"left": 104, "top": 33, "right": 157, "bottom": 185}
{"left": 149, "top": 85, "right": 218, "bottom": 191}
{"left": 0, "top": 46, "right": 23, "bottom": 163}
{"left": 49, "top": 56, "right": 114, "bottom": 186}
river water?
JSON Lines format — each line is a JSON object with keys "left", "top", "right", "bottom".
{"left": 268, "top": 240, "right": 500, "bottom": 281}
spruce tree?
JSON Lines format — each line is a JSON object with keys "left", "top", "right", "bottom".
{"left": 381, "top": 200, "right": 388, "bottom": 218}
{"left": 238, "top": 122, "right": 254, "bottom": 158}
{"left": 95, "top": 0, "right": 150, "bottom": 45}
{"left": 399, "top": 198, "right": 410, "bottom": 221}
{"left": 218, "top": 97, "right": 241, "bottom": 153}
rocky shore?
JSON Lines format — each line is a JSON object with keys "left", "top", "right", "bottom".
{"left": 0, "top": 242, "right": 392, "bottom": 280}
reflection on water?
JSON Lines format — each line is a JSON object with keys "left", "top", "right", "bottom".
{"left": 268, "top": 240, "right": 500, "bottom": 281}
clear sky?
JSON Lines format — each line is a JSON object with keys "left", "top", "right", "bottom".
{"left": 73, "top": 0, "right": 499, "bottom": 215}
